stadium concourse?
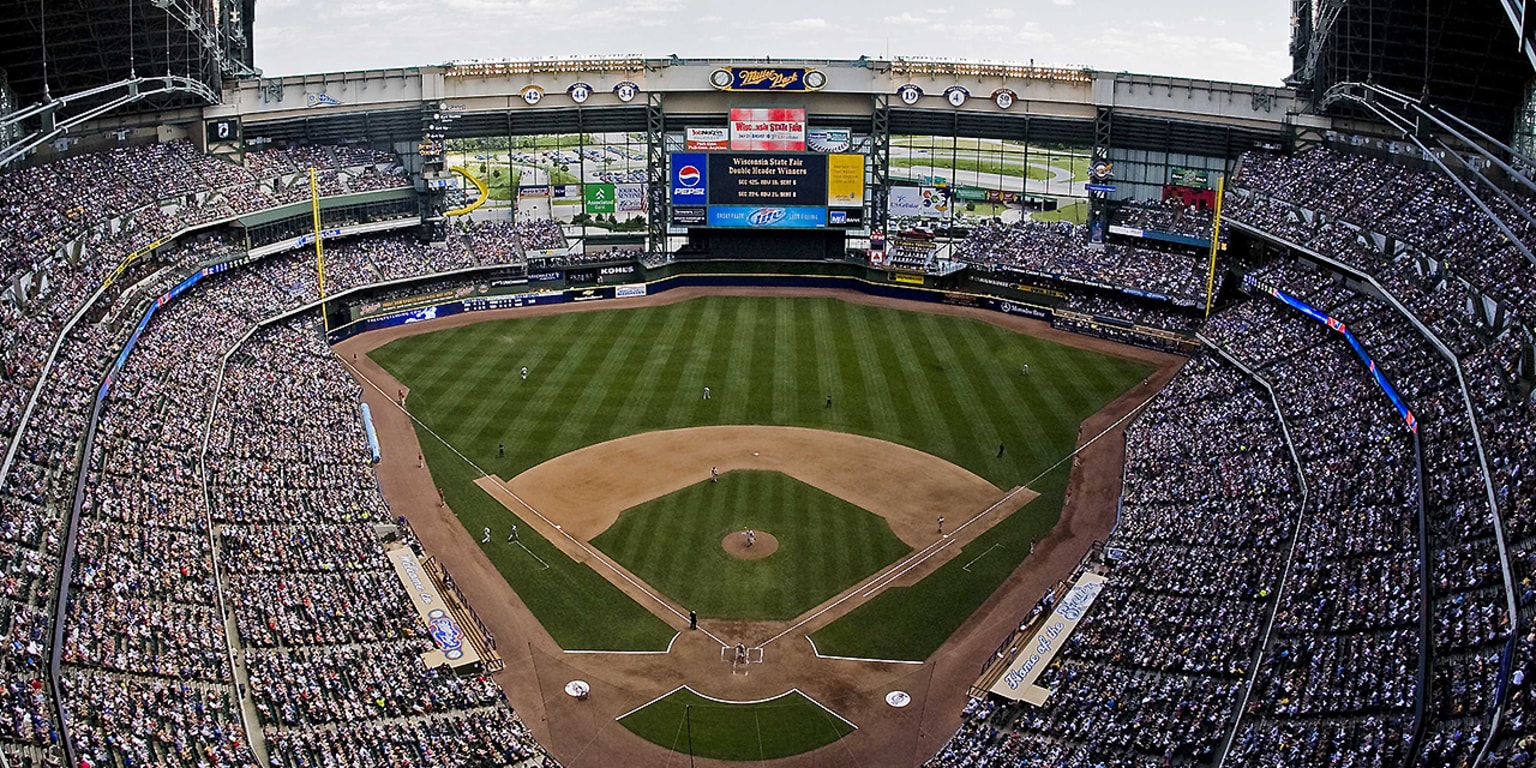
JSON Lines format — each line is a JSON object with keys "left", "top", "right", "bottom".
{"left": 0, "top": 102, "right": 1533, "bottom": 768}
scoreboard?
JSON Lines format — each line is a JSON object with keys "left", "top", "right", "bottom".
{"left": 670, "top": 151, "right": 865, "bottom": 230}
{"left": 708, "top": 154, "right": 827, "bottom": 206}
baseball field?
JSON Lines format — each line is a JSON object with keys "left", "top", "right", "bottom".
{"left": 358, "top": 291, "right": 1162, "bottom": 762}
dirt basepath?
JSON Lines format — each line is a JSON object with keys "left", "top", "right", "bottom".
{"left": 334, "top": 285, "right": 1185, "bottom": 768}
{"left": 474, "top": 425, "right": 1035, "bottom": 635}
{"left": 492, "top": 425, "right": 1024, "bottom": 547}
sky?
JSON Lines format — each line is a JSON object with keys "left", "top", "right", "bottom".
{"left": 253, "top": 0, "right": 1294, "bottom": 87}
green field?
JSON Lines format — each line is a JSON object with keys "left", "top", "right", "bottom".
{"left": 370, "top": 296, "right": 1151, "bottom": 654}
{"left": 592, "top": 471, "right": 912, "bottom": 620}
{"left": 618, "top": 687, "right": 855, "bottom": 761}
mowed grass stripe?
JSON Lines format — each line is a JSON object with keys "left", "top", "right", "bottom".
{"left": 370, "top": 296, "right": 1154, "bottom": 651}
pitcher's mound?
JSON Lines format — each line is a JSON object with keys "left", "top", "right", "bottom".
{"left": 722, "top": 531, "right": 778, "bottom": 560}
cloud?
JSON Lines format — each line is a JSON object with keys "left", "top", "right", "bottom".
{"left": 986, "top": 8, "right": 1016, "bottom": 20}
{"left": 883, "top": 12, "right": 929, "bottom": 25}
{"left": 786, "top": 17, "right": 829, "bottom": 29}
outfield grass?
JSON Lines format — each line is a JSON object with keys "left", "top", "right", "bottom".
{"left": 592, "top": 471, "right": 912, "bottom": 620}
{"left": 371, "top": 296, "right": 1152, "bottom": 651}
{"left": 618, "top": 686, "right": 855, "bottom": 761}
{"left": 810, "top": 465, "right": 1070, "bottom": 661}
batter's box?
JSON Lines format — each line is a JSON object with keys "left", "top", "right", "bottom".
{"left": 722, "top": 644, "right": 765, "bottom": 674}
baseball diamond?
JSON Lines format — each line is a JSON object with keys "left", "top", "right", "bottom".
{"left": 8, "top": 7, "right": 1524, "bottom": 767}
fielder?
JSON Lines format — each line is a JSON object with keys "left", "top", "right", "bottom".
{"left": 481, "top": 527, "right": 491, "bottom": 543}
{"left": 703, "top": 386, "right": 711, "bottom": 400}
{"left": 521, "top": 366, "right": 528, "bottom": 381}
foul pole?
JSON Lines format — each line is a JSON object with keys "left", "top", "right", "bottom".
{"left": 1204, "top": 174, "right": 1226, "bottom": 318}
{"left": 310, "top": 168, "right": 328, "bottom": 334}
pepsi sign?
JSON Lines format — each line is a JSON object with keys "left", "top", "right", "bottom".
{"left": 670, "top": 153, "right": 708, "bottom": 202}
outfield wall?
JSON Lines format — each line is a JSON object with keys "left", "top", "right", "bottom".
{"left": 326, "top": 259, "right": 1197, "bottom": 354}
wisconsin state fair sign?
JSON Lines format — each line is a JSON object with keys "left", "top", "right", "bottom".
{"left": 988, "top": 571, "right": 1106, "bottom": 705}
{"left": 709, "top": 66, "right": 827, "bottom": 92}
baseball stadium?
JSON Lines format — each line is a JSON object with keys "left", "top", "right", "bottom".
{"left": 1, "top": 1, "right": 1535, "bottom": 767}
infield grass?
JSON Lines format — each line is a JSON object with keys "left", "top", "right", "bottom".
{"left": 617, "top": 686, "right": 855, "bottom": 761}
{"left": 370, "top": 296, "right": 1152, "bottom": 653}
{"left": 592, "top": 471, "right": 912, "bottom": 621}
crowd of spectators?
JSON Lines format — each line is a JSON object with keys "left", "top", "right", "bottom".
{"left": 1227, "top": 148, "right": 1536, "bottom": 765}
{"left": 207, "top": 318, "right": 552, "bottom": 766}
{"left": 0, "top": 140, "right": 534, "bottom": 767}
{"left": 1113, "top": 199, "right": 1215, "bottom": 240}
{"left": 954, "top": 220, "right": 1213, "bottom": 305}
{"left": 515, "top": 219, "right": 567, "bottom": 253}
{"left": 929, "top": 352, "right": 1300, "bottom": 767}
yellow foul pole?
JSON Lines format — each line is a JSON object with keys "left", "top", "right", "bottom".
{"left": 1204, "top": 174, "right": 1226, "bottom": 318}
{"left": 310, "top": 168, "right": 328, "bottom": 334}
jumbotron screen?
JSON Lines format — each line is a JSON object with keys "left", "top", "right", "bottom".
{"left": 670, "top": 152, "right": 865, "bottom": 229}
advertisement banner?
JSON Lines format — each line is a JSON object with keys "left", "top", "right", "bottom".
{"left": 1169, "top": 167, "right": 1211, "bottom": 190}
{"left": 386, "top": 546, "right": 480, "bottom": 668}
{"left": 729, "top": 107, "right": 807, "bottom": 151}
{"left": 828, "top": 208, "right": 864, "bottom": 228}
{"left": 686, "top": 127, "right": 730, "bottom": 151}
{"left": 670, "top": 153, "right": 709, "bottom": 204}
{"left": 889, "top": 186, "right": 949, "bottom": 219}
{"left": 708, "top": 153, "right": 827, "bottom": 206}
{"left": 519, "top": 185, "right": 551, "bottom": 198}
{"left": 807, "top": 128, "right": 852, "bottom": 153}
{"left": 889, "top": 186, "right": 923, "bottom": 217}
{"left": 707, "top": 206, "right": 827, "bottom": 229}
{"left": 989, "top": 572, "right": 1106, "bottom": 704}
{"left": 827, "top": 153, "right": 866, "bottom": 207}
{"left": 671, "top": 206, "right": 708, "bottom": 226}
{"left": 615, "top": 283, "right": 648, "bottom": 298}
{"left": 584, "top": 183, "right": 617, "bottom": 214}
{"left": 616, "top": 183, "right": 645, "bottom": 212}
{"left": 713, "top": 67, "right": 822, "bottom": 92}
{"left": 567, "top": 269, "right": 599, "bottom": 285}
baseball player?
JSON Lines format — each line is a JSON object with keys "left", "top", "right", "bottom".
{"left": 746, "top": 529, "right": 756, "bottom": 547}
{"left": 997, "top": 442, "right": 1006, "bottom": 458}
{"left": 508, "top": 524, "right": 519, "bottom": 542}
{"left": 937, "top": 515, "right": 945, "bottom": 534}
{"left": 711, "top": 466, "right": 719, "bottom": 483}
{"left": 521, "top": 366, "right": 528, "bottom": 381}
{"left": 498, "top": 442, "right": 504, "bottom": 458}
{"left": 703, "top": 386, "right": 711, "bottom": 400}
{"left": 825, "top": 394, "right": 832, "bottom": 409}
{"left": 481, "top": 527, "right": 491, "bottom": 543}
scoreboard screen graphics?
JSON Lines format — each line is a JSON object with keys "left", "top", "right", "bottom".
{"left": 708, "top": 153, "right": 828, "bottom": 206}
{"left": 669, "top": 152, "right": 867, "bottom": 230}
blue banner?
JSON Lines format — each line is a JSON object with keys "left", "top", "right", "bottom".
{"left": 670, "top": 153, "right": 708, "bottom": 204}
{"left": 360, "top": 403, "right": 381, "bottom": 463}
{"left": 707, "top": 206, "right": 827, "bottom": 229}
{"left": 1243, "top": 274, "right": 1417, "bottom": 432}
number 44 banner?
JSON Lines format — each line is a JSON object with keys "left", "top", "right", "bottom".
{"left": 584, "top": 183, "right": 616, "bottom": 214}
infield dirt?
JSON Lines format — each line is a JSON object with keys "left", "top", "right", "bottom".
{"left": 334, "top": 286, "right": 1184, "bottom": 768}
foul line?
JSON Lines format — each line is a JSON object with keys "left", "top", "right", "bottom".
{"left": 614, "top": 685, "right": 858, "bottom": 731}
{"left": 513, "top": 540, "right": 550, "bottom": 570}
{"left": 805, "top": 636, "right": 923, "bottom": 665}
{"left": 564, "top": 631, "right": 681, "bottom": 656}
{"left": 961, "top": 543, "right": 1003, "bottom": 572}
{"left": 760, "top": 385, "right": 1164, "bottom": 652}
{"left": 339, "top": 356, "right": 730, "bottom": 650}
